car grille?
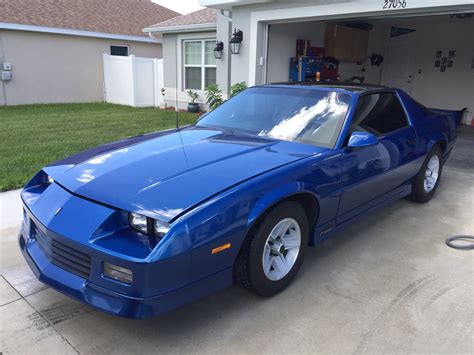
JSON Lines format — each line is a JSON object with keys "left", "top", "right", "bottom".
{"left": 34, "top": 224, "right": 91, "bottom": 279}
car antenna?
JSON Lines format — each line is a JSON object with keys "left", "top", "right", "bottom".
{"left": 174, "top": 38, "right": 190, "bottom": 167}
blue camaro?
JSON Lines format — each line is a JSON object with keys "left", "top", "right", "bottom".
{"left": 19, "top": 84, "right": 457, "bottom": 318}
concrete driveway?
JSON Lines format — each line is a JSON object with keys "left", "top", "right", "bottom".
{"left": 1, "top": 127, "right": 473, "bottom": 354}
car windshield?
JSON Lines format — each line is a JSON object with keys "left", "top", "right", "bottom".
{"left": 197, "top": 87, "right": 351, "bottom": 148}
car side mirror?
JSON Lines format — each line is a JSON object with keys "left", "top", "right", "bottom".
{"left": 348, "top": 131, "right": 378, "bottom": 148}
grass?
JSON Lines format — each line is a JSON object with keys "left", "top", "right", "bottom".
{"left": 0, "top": 103, "right": 198, "bottom": 191}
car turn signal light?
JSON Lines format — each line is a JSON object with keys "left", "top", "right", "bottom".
{"left": 212, "top": 243, "right": 231, "bottom": 254}
{"left": 104, "top": 263, "right": 133, "bottom": 284}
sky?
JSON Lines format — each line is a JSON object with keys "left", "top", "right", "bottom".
{"left": 152, "top": 0, "right": 204, "bottom": 15}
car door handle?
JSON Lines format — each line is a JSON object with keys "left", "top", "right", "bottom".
{"left": 406, "top": 137, "right": 417, "bottom": 146}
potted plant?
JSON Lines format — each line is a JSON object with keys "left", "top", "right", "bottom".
{"left": 186, "top": 90, "right": 200, "bottom": 113}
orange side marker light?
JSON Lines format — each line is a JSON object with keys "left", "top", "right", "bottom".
{"left": 212, "top": 243, "right": 231, "bottom": 254}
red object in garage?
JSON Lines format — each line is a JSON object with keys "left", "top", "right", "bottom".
{"left": 322, "top": 62, "right": 339, "bottom": 81}
{"left": 309, "top": 46, "right": 325, "bottom": 58}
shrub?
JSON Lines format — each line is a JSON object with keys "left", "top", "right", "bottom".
{"left": 230, "top": 82, "right": 248, "bottom": 98}
{"left": 205, "top": 84, "right": 224, "bottom": 111}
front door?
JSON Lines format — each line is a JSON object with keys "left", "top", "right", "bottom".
{"left": 382, "top": 40, "right": 415, "bottom": 93}
{"left": 337, "top": 92, "right": 418, "bottom": 224}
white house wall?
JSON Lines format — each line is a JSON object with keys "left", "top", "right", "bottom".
{"left": 0, "top": 30, "right": 162, "bottom": 106}
{"left": 161, "top": 29, "right": 234, "bottom": 110}
{"left": 162, "top": 33, "right": 179, "bottom": 89}
{"left": 229, "top": 7, "right": 251, "bottom": 86}
{"left": 216, "top": 11, "right": 232, "bottom": 93}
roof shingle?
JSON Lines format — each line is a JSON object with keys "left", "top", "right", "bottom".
{"left": 0, "top": 0, "right": 180, "bottom": 37}
{"left": 147, "top": 8, "right": 217, "bottom": 30}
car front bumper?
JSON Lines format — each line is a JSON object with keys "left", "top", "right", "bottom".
{"left": 18, "top": 213, "right": 232, "bottom": 319}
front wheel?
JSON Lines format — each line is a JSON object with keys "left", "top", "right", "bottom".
{"left": 411, "top": 146, "right": 443, "bottom": 203}
{"left": 234, "top": 201, "right": 309, "bottom": 297}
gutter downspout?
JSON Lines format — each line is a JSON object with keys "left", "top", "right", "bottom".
{"left": 147, "top": 31, "right": 159, "bottom": 40}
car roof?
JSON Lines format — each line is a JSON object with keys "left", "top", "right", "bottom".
{"left": 266, "top": 82, "right": 392, "bottom": 94}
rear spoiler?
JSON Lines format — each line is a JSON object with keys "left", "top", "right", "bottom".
{"left": 429, "top": 107, "right": 467, "bottom": 126}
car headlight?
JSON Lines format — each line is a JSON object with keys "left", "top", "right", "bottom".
{"left": 154, "top": 220, "right": 170, "bottom": 238}
{"left": 129, "top": 212, "right": 148, "bottom": 234}
{"left": 28, "top": 170, "right": 55, "bottom": 188}
{"left": 129, "top": 212, "right": 170, "bottom": 238}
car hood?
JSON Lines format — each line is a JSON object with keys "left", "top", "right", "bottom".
{"left": 46, "top": 126, "right": 326, "bottom": 222}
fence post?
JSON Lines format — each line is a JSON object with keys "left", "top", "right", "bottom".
{"left": 158, "top": 59, "right": 165, "bottom": 108}
{"left": 102, "top": 53, "right": 109, "bottom": 103}
{"left": 129, "top": 55, "right": 136, "bottom": 107}
{"left": 153, "top": 59, "right": 158, "bottom": 107}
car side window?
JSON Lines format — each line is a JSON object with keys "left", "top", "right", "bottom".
{"left": 350, "top": 93, "right": 409, "bottom": 137}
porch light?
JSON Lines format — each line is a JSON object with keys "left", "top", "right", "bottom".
{"left": 214, "top": 41, "right": 224, "bottom": 59}
{"left": 230, "top": 29, "right": 243, "bottom": 55}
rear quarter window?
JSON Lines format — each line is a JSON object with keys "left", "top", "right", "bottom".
{"left": 351, "top": 93, "right": 409, "bottom": 136}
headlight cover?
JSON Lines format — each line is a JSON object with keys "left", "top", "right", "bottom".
{"left": 27, "top": 170, "right": 54, "bottom": 188}
{"left": 129, "top": 212, "right": 148, "bottom": 234}
{"left": 154, "top": 220, "right": 170, "bottom": 238}
{"left": 129, "top": 212, "right": 170, "bottom": 238}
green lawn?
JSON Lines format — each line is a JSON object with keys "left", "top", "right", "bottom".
{"left": 0, "top": 103, "right": 197, "bottom": 191}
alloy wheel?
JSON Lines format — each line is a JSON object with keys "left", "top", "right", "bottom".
{"left": 424, "top": 155, "right": 440, "bottom": 193}
{"left": 262, "top": 218, "right": 301, "bottom": 281}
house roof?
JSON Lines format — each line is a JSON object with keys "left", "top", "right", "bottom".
{"left": 144, "top": 8, "right": 217, "bottom": 33}
{"left": 0, "top": 0, "right": 179, "bottom": 38}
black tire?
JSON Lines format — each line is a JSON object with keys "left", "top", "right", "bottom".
{"left": 411, "top": 145, "right": 443, "bottom": 203}
{"left": 234, "top": 201, "right": 309, "bottom": 297}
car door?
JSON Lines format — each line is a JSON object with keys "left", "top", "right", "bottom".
{"left": 337, "top": 92, "right": 418, "bottom": 224}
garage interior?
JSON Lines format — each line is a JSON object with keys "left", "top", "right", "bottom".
{"left": 265, "top": 13, "right": 474, "bottom": 123}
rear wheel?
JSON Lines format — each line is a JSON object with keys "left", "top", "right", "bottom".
{"left": 234, "top": 201, "right": 309, "bottom": 297}
{"left": 411, "top": 146, "right": 443, "bottom": 203}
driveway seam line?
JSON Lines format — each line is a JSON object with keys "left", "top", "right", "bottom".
{"left": 0, "top": 295, "right": 22, "bottom": 308}
{"left": 2, "top": 275, "right": 81, "bottom": 355}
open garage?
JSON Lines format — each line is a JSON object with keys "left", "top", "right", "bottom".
{"left": 265, "top": 14, "right": 474, "bottom": 120}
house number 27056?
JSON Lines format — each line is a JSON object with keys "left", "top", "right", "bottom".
{"left": 383, "top": 0, "right": 407, "bottom": 9}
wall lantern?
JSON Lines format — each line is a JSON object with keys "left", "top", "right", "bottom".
{"left": 214, "top": 41, "right": 224, "bottom": 59}
{"left": 229, "top": 29, "right": 243, "bottom": 55}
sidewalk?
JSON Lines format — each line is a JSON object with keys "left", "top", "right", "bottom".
{"left": 0, "top": 189, "right": 22, "bottom": 232}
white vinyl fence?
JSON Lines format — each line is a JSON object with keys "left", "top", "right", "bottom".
{"left": 103, "top": 54, "right": 163, "bottom": 107}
